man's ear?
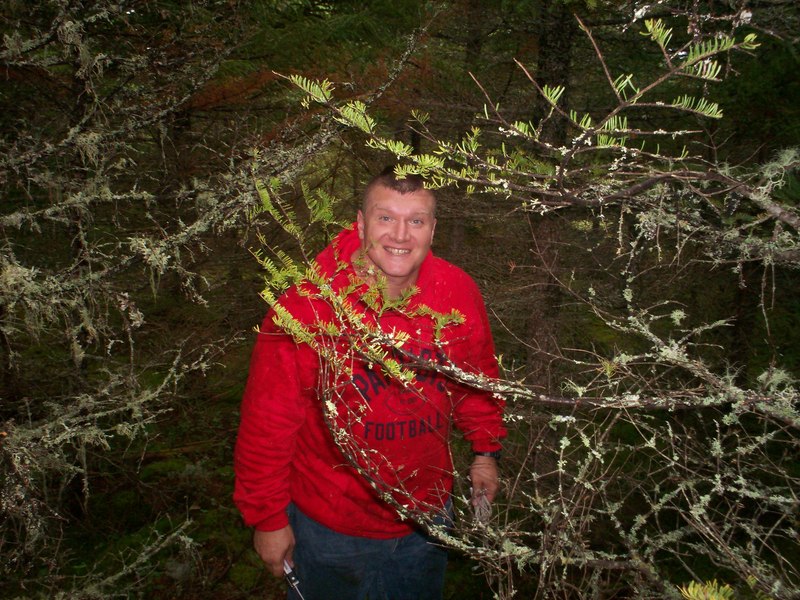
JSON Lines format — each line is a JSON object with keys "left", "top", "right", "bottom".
{"left": 430, "top": 218, "right": 437, "bottom": 244}
{"left": 357, "top": 210, "right": 365, "bottom": 240}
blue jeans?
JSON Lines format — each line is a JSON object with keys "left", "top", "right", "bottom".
{"left": 287, "top": 503, "right": 450, "bottom": 600}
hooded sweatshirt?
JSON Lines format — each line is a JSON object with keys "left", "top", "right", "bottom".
{"left": 233, "top": 224, "right": 505, "bottom": 538}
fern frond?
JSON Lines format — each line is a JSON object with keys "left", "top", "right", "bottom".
{"left": 684, "top": 58, "right": 722, "bottom": 80}
{"left": 259, "top": 286, "right": 277, "bottom": 306}
{"left": 383, "top": 139, "right": 414, "bottom": 158}
{"left": 642, "top": 19, "right": 672, "bottom": 51}
{"left": 741, "top": 33, "right": 760, "bottom": 50}
{"left": 671, "top": 94, "right": 723, "bottom": 119}
{"left": 509, "top": 120, "right": 538, "bottom": 139}
{"left": 402, "top": 154, "right": 445, "bottom": 177}
{"left": 685, "top": 36, "right": 735, "bottom": 63}
{"left": 595, "top": 133, "right": 628, "bottom": 148}
{"left": 679, "top": 37, "right": 734, "bottom": 80}
{"left": 593, "top": 115, "right": 629, "bottom": 147}
{"left": 601, "top": 115, "right": 629, "bottom": 132}
{"left": 679, "top": 579, "right": 735, "bottom": 600}
{"left": 456, "top": 127, "right": 481, "bottom": 154}
{"left": 542, "top": 84, "right": 565, "bottom": 107}
{"left": 410, "top": 109, "right": 430, "bottom": 125}
{"left": 289, "top": 74, "right": 334, "bottom": 107}
{"left": 254, "top": 178, "right": 302, "bottom": 238}
{"left": 569, "top": 110, "right": 594, "bottom": 130}
{"left": 252, "top": 241, "right": 304, "bottom": 299}
{"left": 613, "top": 73, "right": 639, "bottom": 100}
{"left": 272, "top": 304, "right": 315, "bottom": 347}
{"left": 335, "top": 100, "right": 375, "bottom": 133}
{"left": 301, "top": 183, "right": 337, "bottom": 226}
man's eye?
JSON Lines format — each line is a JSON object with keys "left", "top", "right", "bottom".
{"left": 411, "top": 219, "right": 423, "bottom": 225}
{"left": 379, "top": 215, "right": 391, "bottom": 222}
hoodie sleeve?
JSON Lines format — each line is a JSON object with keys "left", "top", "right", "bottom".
{"left": 450, "top": 278, "right": 506, "bottom": 453}
{"left": 233, "top": 303, "right": 316, "bottom": 531}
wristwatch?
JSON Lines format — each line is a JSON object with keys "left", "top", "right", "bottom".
{"left": 473, "top": 450, "right": 502, "bottom": 460}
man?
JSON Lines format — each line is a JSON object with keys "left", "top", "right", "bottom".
{"left": 234, "top": 166, "right": 505, "bottom": 599}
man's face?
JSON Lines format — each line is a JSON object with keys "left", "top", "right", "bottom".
{"left": 356, "top": 184, "right": 436, "bottom": 297}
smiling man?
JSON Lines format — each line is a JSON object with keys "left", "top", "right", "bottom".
{"left": 234, "top": 166, "right": 506, "bottom": 600}
{"left": 355, "top": 174, "right": 436, "bottom": 298}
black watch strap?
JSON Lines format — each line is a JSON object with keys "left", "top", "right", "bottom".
{"left": 474, "top": 450, "right": 502, "bottom": 460}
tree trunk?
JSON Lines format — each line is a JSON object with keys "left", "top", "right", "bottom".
{"left": 535, "top": 2, "right": 578, "bottom": 145}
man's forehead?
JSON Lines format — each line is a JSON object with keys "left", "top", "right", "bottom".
{"left": 365, "top": 186, "right": 435, "bottom": 208}
{"left": 370, "top": 202, "right": 433, "bottom": 216}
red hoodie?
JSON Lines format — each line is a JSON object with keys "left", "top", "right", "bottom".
{"left": 233, "top": 224, "right": 505, "bottom": 538}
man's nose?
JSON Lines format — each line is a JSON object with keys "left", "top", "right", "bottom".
{"left": 393, "top": 220, "right": 410, "bottom": 241}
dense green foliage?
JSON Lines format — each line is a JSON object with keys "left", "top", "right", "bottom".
{"left": 1, "top": 0, "right": 798, "bottom": 598}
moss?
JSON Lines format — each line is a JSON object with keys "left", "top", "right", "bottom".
{"left": 139, "top": 458, "right": 191, "bottom": 482}
{"left": 87, "top": 488, "right": 153, "bottom": 531}
{"left": 228, "top": 561, "right": 264, "bottom": 590}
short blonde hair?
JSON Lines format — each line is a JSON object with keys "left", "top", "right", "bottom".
{"left": 362, "top": 165, "right": 436, "bottom": 216}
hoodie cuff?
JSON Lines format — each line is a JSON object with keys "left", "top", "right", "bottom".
{"left": 253, "top": 511, "right": 290, "bottom": 532}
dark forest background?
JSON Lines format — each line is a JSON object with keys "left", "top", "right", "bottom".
{"left": 1, "top": 1, "right": 799, "bottom": 598}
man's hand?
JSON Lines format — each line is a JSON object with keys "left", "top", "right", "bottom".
{"left": 469, "top": 455, "right": 500, "bottom": 505}
{"left": 253, "top": 525, "right": 295, "bottom": 578}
